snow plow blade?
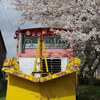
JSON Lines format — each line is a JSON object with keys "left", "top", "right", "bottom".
{"left": 2, "top": 66, "right": 79, "bottom": 100}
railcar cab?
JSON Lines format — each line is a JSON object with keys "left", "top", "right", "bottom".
{"left": 15, "top": 28, "right": 73, "bottom": 75}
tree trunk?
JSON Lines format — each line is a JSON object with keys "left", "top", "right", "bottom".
{"left": 89, "top": 75, "right": 94, "bottom": 86}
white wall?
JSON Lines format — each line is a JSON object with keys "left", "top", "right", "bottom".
{"left": 19, "top": 57, "right": 68, "bottom": 75}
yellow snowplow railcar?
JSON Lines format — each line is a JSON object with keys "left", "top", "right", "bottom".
{"left": 2, "top": 28, "right": 81, "bottom": 100}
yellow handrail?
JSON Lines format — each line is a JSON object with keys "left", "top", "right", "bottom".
{"left": 33, "top": 37, "right": 50, "bottom": 75}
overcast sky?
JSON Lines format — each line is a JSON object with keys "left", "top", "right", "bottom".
{"left": 0, "top": 0, "right": 41, "bottom": 58}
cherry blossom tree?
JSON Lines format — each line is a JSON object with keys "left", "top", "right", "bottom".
{"left": 12, "top": 0, "right": 100, "bottom": 85}
{"left": 12, "top": 0, "right": 100, "bottom": 41}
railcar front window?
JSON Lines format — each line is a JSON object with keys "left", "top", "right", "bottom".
{"left": 23, "top": 36, "right": 70, "bottom": 49}
{"left": 44, "top": 37, "right": 70, "bottom": 49}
